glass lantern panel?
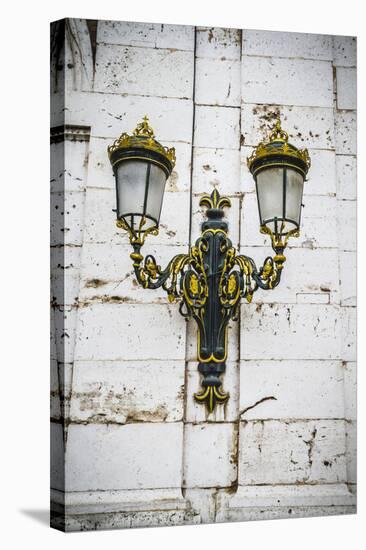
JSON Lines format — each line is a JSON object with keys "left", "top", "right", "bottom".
{"left": 285, "top": 168, "right": 304, "bottom": 226}
{"left": 145, "top": 164, "right": 167, "bottom": 225}
{"left": 256, "top": 167, "right": 284, "bottom": 231}
{"left": 116, "top": 160, "right": 148, "bottom": 228}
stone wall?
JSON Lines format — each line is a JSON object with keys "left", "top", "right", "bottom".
{"left": 50, "top": 19, "right": 357, "bottom": 531}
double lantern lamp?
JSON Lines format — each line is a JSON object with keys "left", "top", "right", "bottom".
{"left": 107, "top": 116, "right": 311, "bottom": 413}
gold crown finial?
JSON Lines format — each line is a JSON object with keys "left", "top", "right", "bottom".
{"left": 133, "top": 115, "right": 155, "bottom": 138}
{"left": 108, "top": 115, "right": 176, "bottom": 169}
{"left": 269, "top": 118, "right": 288, "bottom": 142}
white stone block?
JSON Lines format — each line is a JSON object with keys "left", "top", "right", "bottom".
{"left": 88, "top": 136, "right": 192, "bottom": 193}
{"left": 241, "top": 192, "right": 338, "bottom": 249}
{"left": 345, "top": 420, "right": 357, "bottom": 483}
{"left": 336, "top": 67, "right": 357, "bottom": 110}
{"left": 343, "top": 361, "right": 356, "bottom": 420}
{"left": 191, "top": 194, "right": 240, "bottom": 248}
{"left": 51, "top": 271, "right": 80, "bottom": 307}
{"left": 51, "top": 422, "right": 65, "bottom": 491}
{"left": 183, "top": 488, "right": 217, "bottom": 523}
{"left": 337, "top": 199, "right": 356, "bottom": 251}
{"left": 65, "top": 91, "right": 193, "bottom": 142}
{"left": 242, "top": 57, "right": 333, "bottom": 108}
{"left": 50, "top": 190, "right": 85, "bottom": 246}
{"left": 196, "top": 27, "right": 241, "bottom": 60}
{"left": 333, "top": 36, "right": 357, "bottom": 67}
{"left": 66, "top": 422, "right": 183, "bottom": 491}
{"left": 335, "top": 111, "right": 357, "bottom": 155}
{"left": 185, "top": 361, "right": 239, "bottom": 423}
{"left": 240, "top": 303, "right": 341, "bottom": 360}
{"left": 53, "top": 305, "right": 78, "bottom": 364}
{"left": 186, "top": 317, "right": 239, "bottom": 362}
{"left": 239, "top": 246, "right": 339, "bottom": 304}
{"left": 183, "top": 423, "right": 237, "bottom": 488}
{"left": 341, "top": 306, "right": 356, "bottom": 361}
{"left": 60, "top": 487, "right": 187, "bottom": 515}
{"left": 239, "top": 420, "right": 347, "bottom": 484}
{"left": 78, "top": 242, "right": 189, "bottom": 305}
{"left": 194, "top": 105, "right": 240, "bottom": 149}
{"left": 217, "top": 483, "right": 355, "bottom": 523}
{"left": 339, "top": 250, "right": 356, "bottom": 306}
{"left": 69, "top": 360, "right": 185, "bottom": 423}
{"left": 193, "top": 147, "right": 240, "bottom": 196}
{"left": 239, "top": 360, "right": 345, "bottom": 420}
{"left": 336, "top": 154, "right": 357, "bottom": 200}
{"left": 195, "top": 58, "right": 240, "bottom": 107}
{"left": 83, "top": 188, "right": 190, "bottom": 246}
{"left": 50, "top": 357, "right": 61, "bottom": 420}
{"left": 243, "top": 30, "right": 333, "bottom": 60}
{"left": 97, "top": 20, "right": 194, "bottom": 51}
{"left": 94, "top": 45, "right": 194, "bottom": 99}
{"left": 241, "top": 103, "right": 334, "bottom": 150}
{"left": 74, "top": 303, "right": 186, "bottom": 361}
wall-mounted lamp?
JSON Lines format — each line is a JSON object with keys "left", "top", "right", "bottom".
{"left": 108, "top": 116, "right": 311, "bottom": 413}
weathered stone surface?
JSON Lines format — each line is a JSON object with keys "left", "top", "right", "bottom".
{"left": 66, "top": 422, "right": 183, "bottom": 491}
{"left": 196, "top": 27, "right": 241, "bottom": 60}
{"left": 243, "top": 30, "right": 333, "bottom": 60}
{"left": 240, "top": 303, "right": 341, "bottom": 360}
{"left": 345, "top": 420, "right": 357, "bottom": 483}
{"left": 50, "top": 191, "right": 85, "bottom": 246}
{"left": 337, "top": 200, "right": 356, "bottom": 251}
{"left": 97, "top": 20, "right": 195, "bottom": 51}
{"left": 242, "top": 57, "right": 333, "bottom": 108}
{"left": 336, "top": 154, "right": 357, "bottom": 201}
{"left": 195, "top": 58, "right": 241, "bottom": 107}
{"left": 336, "top": 67, "right": 357, "bottom": 110}
{"left": 341, "top": 306, "right": 356, "bottom": 362}
{"left": 239, "top": 360, "right": 345, "bottom": 420}
{"left": 343, "top": 362, "right": 356, "bottom": 420}
{"left": 333, "top": 36, "right": 357, "bottom": 67}
{"left": 94, "top": 44, "right": 194, "bottom": 98}
{"left": 335, "top": 111, "right": 357, "bottom": 155}
{"left": 193, "top": 147, "right": 240, "bottom": 196}
{"left": 65, "top": 91, "right": 193, "bottom": 142}
{"left": 74, "top": 303, "right": 186, "bottom": 361}
{"left": 339, "top": 251, "right": 356, "bottom": 306}
{"left": 239, "top": 246, "right": 339, "bottom": 304}
{"left": 194, "top": 105, "right": 240, "bottom": 149}
{"left": 239, "top": 420, "right": 347, "bottom": 485}
{"left": 69, "top": 360, "right": 185, "bottom": 423}
{"left": 78, "top": 242, "right": 188, "bottom": 305}
{"left": 183, "top": 423, "right": 237, "bottom": 488}
{"left": 216, "top": 483, "right": 355, "bottom": 523}
{"left": 241, "top": 103, "right": 334, "bottom": 149}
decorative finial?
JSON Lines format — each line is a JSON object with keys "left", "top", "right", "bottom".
{"left": 269, "top": 118, "right": 288, "bottom": 142}
{"left": 133, "top": 115, "right": 155, "bottom": 138}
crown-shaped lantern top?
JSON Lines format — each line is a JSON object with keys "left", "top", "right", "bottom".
{"left": 247, "top": 118, "right": 311, "bottom": 178}
{"left": 108, "top": 115, "right": 176, "bottom": 171}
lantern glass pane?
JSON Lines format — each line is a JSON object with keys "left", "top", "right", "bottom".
{"left": 116, "top": 160, "right": 147, "bottom": 224}
{"left": 285, "top": 168, "right": 304, "bottom": 226}
{"left": 256, "top": 167, "right": 284, "bottom": 231}
{"left": 146, "top": 164, "right": 167, "bottom": 224}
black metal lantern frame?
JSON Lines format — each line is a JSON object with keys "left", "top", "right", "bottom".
{"left": 108, "top": 118, "right": 311, "bottom": 413}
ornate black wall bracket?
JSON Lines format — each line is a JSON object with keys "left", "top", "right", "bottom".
{"left": 122, "top": 188, "right": 293, "bottom": 413}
